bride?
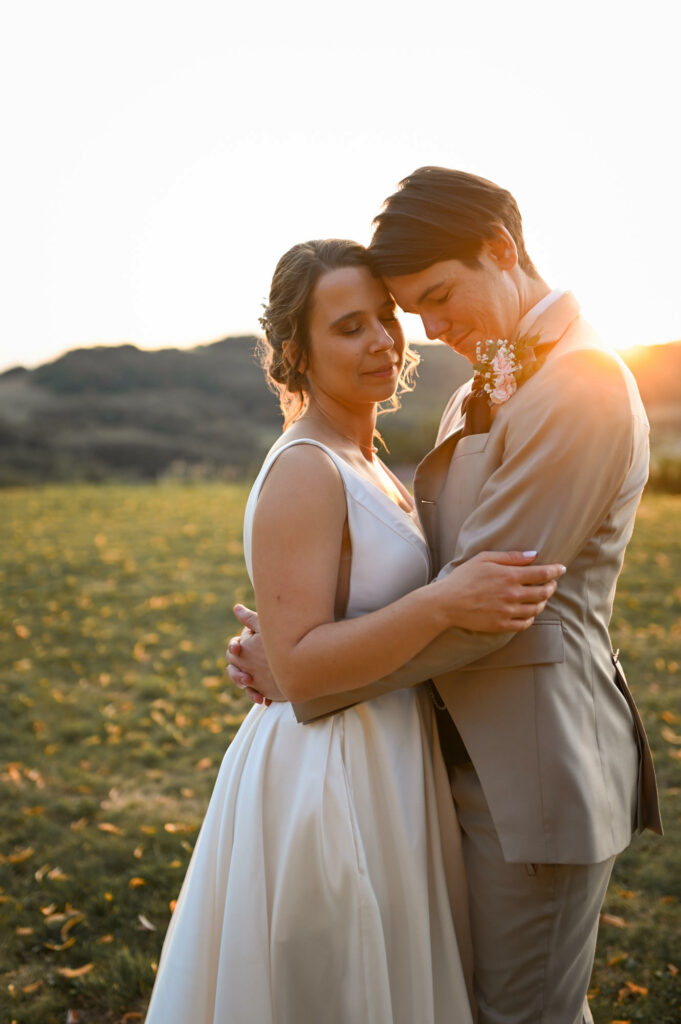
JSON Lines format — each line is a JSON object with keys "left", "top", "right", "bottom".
{"left": 144, "top": 239, "right": 563, "bottom": 1024}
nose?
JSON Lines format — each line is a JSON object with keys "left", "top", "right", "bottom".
{"left": 369, "top": 321, "right": 395, "bottom": 351}
{"left": 421, "top": 314, "right": 448, "bottom": 341}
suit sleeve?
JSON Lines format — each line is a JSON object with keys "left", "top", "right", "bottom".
{"left": 293, "top": 349, "right": 647, "bottom": 723}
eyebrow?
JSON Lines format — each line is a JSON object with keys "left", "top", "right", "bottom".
{"left": 329, "top": 298, "right": 395, "bottom": 330}
{"left": 329, "top": 309, "right": 364, "bottom": 329}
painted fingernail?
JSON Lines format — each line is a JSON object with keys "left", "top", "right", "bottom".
{"left": 522, "top": 550, "right": 537, "bottom": 557}
{"left": 560, "top": 565, "right": 567, "bottom": 574}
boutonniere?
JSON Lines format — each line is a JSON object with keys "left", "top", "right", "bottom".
{"left": 473, "top": 333, "right": 544, "bottom": 407}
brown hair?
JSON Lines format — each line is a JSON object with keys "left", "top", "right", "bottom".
{"left": 369, "top": 166, "right": 538, "bottom": 278}
{"left": 258, "top": 238, "right": 418, "bottom": 427}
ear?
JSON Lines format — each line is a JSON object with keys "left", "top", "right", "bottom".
{"left": 485, "top": 225, "right": 518, "bottom": 271}
{"left": 282, "top": 339, "right": 307, "bottom": 375}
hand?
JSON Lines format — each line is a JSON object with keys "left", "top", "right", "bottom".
{"left": 226, "top": 604, "right": 286, "bottom": 705}
{"left": 437, "top": 551, "right": 566, "bottom": 632}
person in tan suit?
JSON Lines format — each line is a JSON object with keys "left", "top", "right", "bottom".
{"left": 227, "top": 167, "right": 662, "bottom": 1024}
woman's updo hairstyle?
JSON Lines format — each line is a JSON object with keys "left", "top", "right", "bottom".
{"left": 258, "top": 238, "right": 418, "bottom": 427}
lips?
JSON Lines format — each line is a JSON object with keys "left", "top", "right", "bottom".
{"left": 365, "top": 363, "right": 398, "bottom": 376}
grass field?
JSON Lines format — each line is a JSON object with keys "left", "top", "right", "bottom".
{"left": 1, "top": 484, "right": 679, "bottom": 1024}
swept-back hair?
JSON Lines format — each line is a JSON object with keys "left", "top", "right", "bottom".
{"left": 258, "top": 239, "right": 418, "bottom": 426}
{"left": 369, "top": 166, "right": 538, "bottom": 278}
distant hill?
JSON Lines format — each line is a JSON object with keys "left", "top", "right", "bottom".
{"left": 0, "top": 337, "right": 679, "bottom": 485}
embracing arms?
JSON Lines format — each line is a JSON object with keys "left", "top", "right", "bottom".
{"left": 244, "top": 443, "right": 563, "bottom": 705}
{"left": 287, "top": 348, "right": 648, "bottom": 717}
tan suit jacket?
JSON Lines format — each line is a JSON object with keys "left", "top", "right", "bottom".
{"left": 294, "top": 293, "right": 662, "bottom": 864}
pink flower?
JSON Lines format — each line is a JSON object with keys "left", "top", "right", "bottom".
{"left": 489, "top": 373, "right": 517, "bottom": 405}
{"left": 491, "top": 351, "right": 515, "bottom": 376}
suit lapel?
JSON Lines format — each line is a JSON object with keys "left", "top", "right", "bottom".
{"left": 414, "top": 426, "right": 465, "bottom": 570}
{"left": 413, "top": 292, "right": 584, "bottom": 573}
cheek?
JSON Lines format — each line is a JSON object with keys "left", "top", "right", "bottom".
{"left": 392, "top": 328, "right": 406, "bottom": 359}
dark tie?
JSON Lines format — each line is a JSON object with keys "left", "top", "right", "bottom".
{"left": 460, "top": 339, "right": 560, "bottom": 438}
{"left": 461, "top": 373, "right": 490, "bottom": 437}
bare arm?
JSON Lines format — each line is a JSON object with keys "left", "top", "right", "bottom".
{"left": 292, "top": 348, "right": 646, "bottom": 719}
{"left": 249, "top": 445, "right": 563, "bottom": 704}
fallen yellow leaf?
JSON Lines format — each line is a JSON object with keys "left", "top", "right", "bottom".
{"left": 97, "top": 822, "right": 124, "bottom": 835}
{"left": 600, "top": 913, "right": 627, "bottom": 928}
{"left": 45, "top": 937, "right": 76, "bottom": 951}
{"left": 8, "top": 846, "right": 35, "bottom": 864}
{"left": 61, "top": 915, "right": 85, "bottom": 942}
{"left": 617, "top": 980, "right": 648, "bottom": 1002}
{"left": 57, "top": 963, "right": 94, "bottom": 979}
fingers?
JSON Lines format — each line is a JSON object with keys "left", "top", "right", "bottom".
{"left": 480, "top": 550, "right": 538, "bottom": 565}
{"left": 511, "top": 563, "right": 566, "bottom": 585}
{"left": 478, "top": 553, "right": 566, "bottom": 582}
{"left": 507, "top": 616, "right": 536, "bottom": 632}
{"left": 245, "top": 686, "right": 270, "bottom": 706}
{"left": 226, "top": 637, "right": 241, "bottom": 658}
{"left": 233, "top": 604, "right": 260, "bottom": 632}
{"left": 227, "top": 664, "right": 253, "bottom": 688}
{"left": 512, "top": 582, "right": 558, "bottom": 605}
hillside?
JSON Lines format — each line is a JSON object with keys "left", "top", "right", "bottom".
{"left": 0, "top": 337, "right": 679, "bottom": 484}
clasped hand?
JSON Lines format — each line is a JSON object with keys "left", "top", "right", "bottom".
{"left": 225, "top": 551, "right": 565, "bottom": 706}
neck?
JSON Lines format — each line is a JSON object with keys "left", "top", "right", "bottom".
{"left": 514, "top": 270, "right": 551, "bottom": 326}
{"left": 304, "top": 395, "right": 378, "bottom": 460}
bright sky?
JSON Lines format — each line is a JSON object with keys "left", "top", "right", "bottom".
{"left": 1, "top": 0, "right": 679, "bottom": 373}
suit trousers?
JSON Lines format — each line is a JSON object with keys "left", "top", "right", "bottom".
{"left": 451, "top": 763, "right": 614, "bottom": 1024}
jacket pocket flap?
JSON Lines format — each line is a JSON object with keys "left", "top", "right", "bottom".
{"left": 462, "top": 620, "right": 564, "bottom": 671}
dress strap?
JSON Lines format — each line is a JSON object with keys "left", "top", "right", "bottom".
{"left": 242, "top": 439, "right": 348, "bottom": 581}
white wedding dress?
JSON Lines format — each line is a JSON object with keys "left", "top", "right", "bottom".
{"left": 145, "top": 440, "right": 473, "bottom": 1024}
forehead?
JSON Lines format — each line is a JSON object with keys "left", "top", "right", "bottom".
{"left": 384, "top": 260, "right": 472, "bottom": 311}
{"left": 310, "top": 266, "right": 389, "bottom": 322}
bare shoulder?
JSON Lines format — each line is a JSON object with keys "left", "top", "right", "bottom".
{"left": 256, "top": 442, "right": 346, "bottom": 520}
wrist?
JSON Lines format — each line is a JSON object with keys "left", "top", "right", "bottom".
{"left": 428, "top": 576, "right": 461, "bottom": 631}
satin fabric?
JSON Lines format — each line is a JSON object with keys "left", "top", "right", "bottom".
{"left": 145, "top": 439, "right": 473, "bottom": 1024}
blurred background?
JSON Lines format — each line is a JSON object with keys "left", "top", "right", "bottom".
{"left": 1, "top": 2, "right": 680, "bottom": 1022}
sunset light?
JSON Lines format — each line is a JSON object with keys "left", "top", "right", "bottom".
{"left": 1, "top": 0, "right": 679, "bottom": 373}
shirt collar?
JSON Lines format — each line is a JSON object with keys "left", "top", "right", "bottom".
{"left": 516, "top": 288, "right": 564, "bottom": 338}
